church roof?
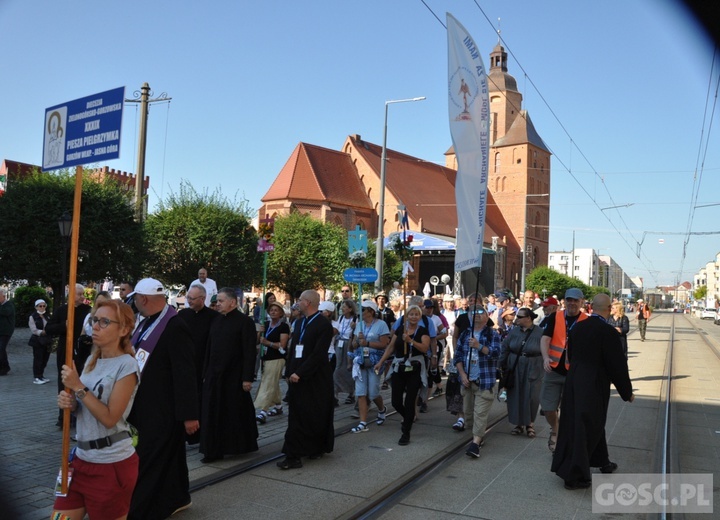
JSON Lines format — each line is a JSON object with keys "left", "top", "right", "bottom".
{"left": 493, "top": 110, "right": 550, "bottom": 152}
{"left": 261, "top": 142, "right": 372, "bottom": 209}
{"left": 347, "top": 135, "right": 518, "bottom": 250}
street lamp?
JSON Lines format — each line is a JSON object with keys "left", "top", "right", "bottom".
{"left": 58, "top": 212, "right": 72, "bottom": 305}
{"left": 521, "top": 193, "right": 549, "bottom": 293}
{"left": 374, "top": 96, "right": 426, "bottom": 293}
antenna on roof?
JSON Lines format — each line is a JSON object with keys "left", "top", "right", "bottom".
{"left": 497, "top": 17, "right": 501, "bottom": 43}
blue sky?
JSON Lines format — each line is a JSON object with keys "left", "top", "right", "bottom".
{"left": 1, "top": 0, "right": 718, "bottom": 287}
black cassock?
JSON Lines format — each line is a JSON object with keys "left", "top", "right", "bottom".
{"left": 551, "top": 315, "right": 633, "bottom": 483}
{"left": 200, "top": 308, "right": 258, "bottom": 459}
{"left": 178, "top": 305, "right": 219, "bottom": 443}
{"left": 283, "top": 311, "right": 335, "bottom": 458}
{"left": 128, "top": 315, "right": 198, "bottom": 520}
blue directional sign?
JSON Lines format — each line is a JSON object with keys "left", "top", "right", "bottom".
{"left": 343, "top": 267, "right": 379, "bottom": 284}
{"left": 42, "top": 86, "right": 125, "bottom": 171}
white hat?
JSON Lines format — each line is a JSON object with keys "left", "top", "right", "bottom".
{"left": 129, "top": 278, "right": 165, "bottom": 297}
{"left": 318, "top": 301, "right": 335, "bottom": 313}
{"left": 361, "top": 300, "right": 378, "bottom": 313}
{"left": 34, "top": 299, "right": 46, "bottom": 307}
{"left": 637, "top": 299, "right": 644, "bottom": 303}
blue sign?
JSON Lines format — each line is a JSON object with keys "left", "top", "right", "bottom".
{"left": 343, "top": 267, "right": 378, "bottom": 283}
{"left": 42, "top": 86, "right": 125, "bottom": 171}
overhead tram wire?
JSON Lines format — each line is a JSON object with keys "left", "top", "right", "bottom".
{"left": 419, "top": 0, "right": 661, "bottom": 283}
{"left": 679, "top": 46, "right": 719, "bottom": 278}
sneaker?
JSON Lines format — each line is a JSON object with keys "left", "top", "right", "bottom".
{"left": 344, "top": 396, "right": 355, "bottom": 404}
{"left": 398, "top": 433, "right": 410, "bottom": 446}
{"left": 466, "top": 442, "right": 481, "bottom": 458}
{"left": 498, "top": 390, "right": 507, "bottom": 402}
{"left": 351, "top": 422, "right": 369, "bottom": 433}
{"left": 33, "top": 378, "right": 44, "bottom": 385}
{"left": 433, "top": 387, "right": 443, "bottom": 397}
{"left": 41, "top": 377, "right": 50, "bottom": 383}
{"left": 376, "top": 407, "right": 387, "bottom": 425}
{"left": 419, "top": 402, "right": 428, "bottom": 413}
{"left": 452, "top": 418, "right": 465, "bottom": 431}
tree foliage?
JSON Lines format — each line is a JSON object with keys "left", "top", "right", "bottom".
{"left": 693, "top": 285, "right": 707, "bottom": 301}
{"left": 525, "top": 266, "right": 610, "bottom": 300}
{"left": 0, "top": 169, "right": 145, "bottom": 298}
{"left": 266, "top": 212, "right": 347, "bottom": 297}
{"left": 144, "top": 181, "right": 262, "bottom": 288}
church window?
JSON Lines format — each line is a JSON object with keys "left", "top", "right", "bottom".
{"left": 501, "top": 176, "right": 507, "bottom": 191}
{"left": 494, "top": 152, "right": 501, "bottom": 173}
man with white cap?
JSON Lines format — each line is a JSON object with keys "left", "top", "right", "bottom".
{"left": 128, "top": 278, "right": 199, "bottom": 519}
{"left": 539, "top": 288, "right": 588, "bottom": 454}
{"left": 635, "top": 299, "right": 651, "bottom": 341}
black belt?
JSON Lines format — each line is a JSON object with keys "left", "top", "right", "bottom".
{"left": 520, "top": 352, "right": 541, "bottom": 357}
{"left": 77, "top": 431, "right": 131, "bottom": 450}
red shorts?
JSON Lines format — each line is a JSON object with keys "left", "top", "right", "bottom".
{"left": 53, "top": 452, "right": 138, "bottom": 518}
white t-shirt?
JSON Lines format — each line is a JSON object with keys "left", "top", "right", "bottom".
{"left": 76, "top": 354, "right": 139, "bottom": 463}
{"left": 190, "top": 278, "right": 218, "bottom": 306}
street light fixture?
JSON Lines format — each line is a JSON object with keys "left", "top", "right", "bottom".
{"left": 58, "top": 212, "right": 72, "bottom": 305}
{"left": 521, "top": 193, "right": 549, "bottom": 293}
{"left": 374, "top": 96, "right": 426, "bottom": 293}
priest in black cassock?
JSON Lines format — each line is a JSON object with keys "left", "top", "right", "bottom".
{"left": 199, "top": 287, "right": 258, "bottom": 463}
{"left": 178, "top": 283, "right": 219, "bottom": 444}
{"left": 551, "top": 293, "right": 634, "bottom": 490}
{"left": 128, "top": 279, "right": 199, "bottom": 519}
{"left": 277, "top": 289, "right": 335, "bottom": 469}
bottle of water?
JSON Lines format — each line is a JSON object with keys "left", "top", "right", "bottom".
{"left": 498, "top": 389, "right": 507, "bottom": 402}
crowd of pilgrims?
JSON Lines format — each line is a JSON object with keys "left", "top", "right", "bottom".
{"left": 49, "top": 276, "right": 634, "bottom": 519}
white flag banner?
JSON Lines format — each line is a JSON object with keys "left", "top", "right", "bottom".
{"left": 447, "top": 13, "right": 490, "bottom": 272}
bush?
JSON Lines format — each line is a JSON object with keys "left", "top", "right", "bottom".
{"left": 12, "top": 286, "right": 52, "bottom": 328}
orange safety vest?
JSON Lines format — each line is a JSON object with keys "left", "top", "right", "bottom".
{"left": 548, "top": 311, "right": 588, "bottom": 370}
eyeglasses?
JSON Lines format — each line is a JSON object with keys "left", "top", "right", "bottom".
{"left": 341, "top": 289, "right": 351, "bottom": 293}
{"left": 92, "top": 316, "right": 120, "bottom": 329}
{"left": 471, "top": 309, "right": 485, "bottom": 315}
{"left": 185, "top": 295, "right": 202, "bottom": 302}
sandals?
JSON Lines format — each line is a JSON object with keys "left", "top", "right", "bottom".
{"left": 510, "top": 425, "right": 524, "bottom": 435}
{"left": 381, "top": 381, "right": 389, "bottom": 390}
{"left": 548, "top": 431, "right": 557, "bottom": 453}
{"left": 256, "top": 412, "right": 267, "bottom": 424}
{"left": 267, "top": 407, "right": 283, "bottom": 417}
{"left": 526, "top": 426, "right": 536, "bottom": 438}
{"left": 351, "top": 421, "right": 369, "bottom": 433}
{"left": 376, "top": 408, "right": 387, "bottom": 425}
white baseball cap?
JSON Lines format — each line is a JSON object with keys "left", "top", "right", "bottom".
{"left": 129, "top": 278, "right": 165, "bottom": 297}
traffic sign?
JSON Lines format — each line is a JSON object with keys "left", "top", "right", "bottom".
{"left": 43, "top": 86, "right": 125, "bottom": 171}
{"left": 343, "top": 267, "right": 378, "bottom": 283}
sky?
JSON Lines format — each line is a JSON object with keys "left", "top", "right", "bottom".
{"left": 1, "top": 0, "right": 718, "bottom": 288}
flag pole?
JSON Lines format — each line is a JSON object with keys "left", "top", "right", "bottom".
{"left": 61, "top": 165, "right": 83, "bottom": 494}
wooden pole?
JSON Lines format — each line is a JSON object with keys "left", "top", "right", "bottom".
{"left": 61, "top": 165, "right": 83, "bottom": 494}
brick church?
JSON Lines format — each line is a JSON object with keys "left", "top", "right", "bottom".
{"left": 261, "top": 43, "right": 550, "bottom": 297}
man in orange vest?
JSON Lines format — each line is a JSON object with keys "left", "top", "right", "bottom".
{"left": 539, "top": 288, "right": 588, "bottom": 453}
{"left": 636, "top": 299, "right": 651, "bottom": 341}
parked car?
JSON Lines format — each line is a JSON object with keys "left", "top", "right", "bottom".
{"left": 700, "top": 307, "right": 717, "bottom": 320}
{"left": 167, "top": 286, "right": 187, "bottom": 309}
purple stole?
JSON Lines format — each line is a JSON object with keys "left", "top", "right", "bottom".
{"left": 132, "top": 305, "right": 177, "bottom": 374}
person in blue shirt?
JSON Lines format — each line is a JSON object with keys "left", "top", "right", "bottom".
{"left": 454, "top": 306, "right": 501, "bottom": 458}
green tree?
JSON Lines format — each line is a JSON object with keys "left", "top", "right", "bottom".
{"left": 693, "top": 285, "right": 707, "bottom": 301}
{"left": 0, "top": 169, "right": 145, "bottom": 305}
{"left": 267, "top": 212, "right": 347, "bottom": 297}
{"left": 525, "top": 266, "right": 590, "bottom": 299}
{"left": 144, "top": 181, "right": 262, "bottom": 288}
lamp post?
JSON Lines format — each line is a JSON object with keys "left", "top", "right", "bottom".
{"left": 374, "top": 96, "right": 426, "bottom": 293}
{"left": 521, "top": 193, "right": 549, "bottom": 293}
{"left": 58, "top": 212, "right": 72, "bottom": 305}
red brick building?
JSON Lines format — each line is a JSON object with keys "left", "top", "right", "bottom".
{"left": 260, "top": 43, "right": 550, "bottom": 296}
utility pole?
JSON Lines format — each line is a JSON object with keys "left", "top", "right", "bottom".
{"left": 125, "top": 83, "right": 171, "bottom": 222}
